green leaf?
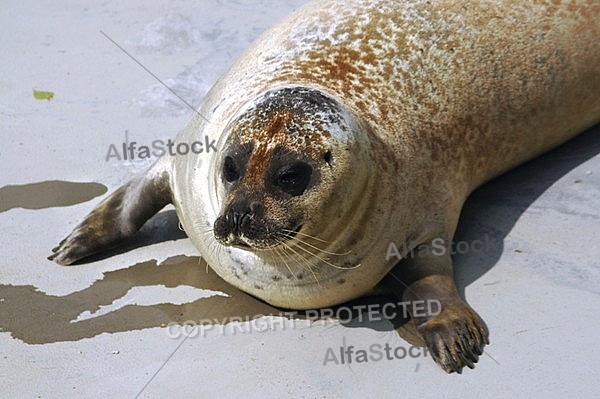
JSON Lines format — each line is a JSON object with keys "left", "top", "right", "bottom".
{"left": 33, "top": 89, "right": 54, "bottom": 100}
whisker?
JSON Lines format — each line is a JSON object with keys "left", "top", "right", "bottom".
{"left": 281, "top": 228, "right": 332, "bottom": 244}
{"left": 280, "top": 231, "right": 351, "bottom": 256}
{"left": 276, "top": 232, "right": 361, "bottom": 271}
{"left": 279, "top": 239, "right": 321, "bottom": 286}
{"left": 273, "top": 241, "right": 299, "bottom": 281}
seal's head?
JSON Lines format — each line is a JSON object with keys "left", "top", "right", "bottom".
{"left": 213, "top": 86, "right": 377, "bottom": 259}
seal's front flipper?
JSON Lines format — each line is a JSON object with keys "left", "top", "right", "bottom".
{"left": 48, "top": 159, "right": 172, "bottom": 266}
{"left": 382, "top": 239, "right": 489, "bottom": 373}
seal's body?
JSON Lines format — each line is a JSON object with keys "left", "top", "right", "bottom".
{"left": 50, "top": 0, "right": 600, "bottom": 373}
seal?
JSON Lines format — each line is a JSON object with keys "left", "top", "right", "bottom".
{"left": 49, "top": 0, "right": 600, "bottom": 373}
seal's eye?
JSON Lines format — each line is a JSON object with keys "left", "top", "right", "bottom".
{"left": 223, "top": 156, "right": 240, "bottom": 182}
{"left": 275, "top": 162, "right": 312, "bottom": 196}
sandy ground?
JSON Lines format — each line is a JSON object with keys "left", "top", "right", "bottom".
{"left": 1, "top": 0, "right": 599, "bottom": 398}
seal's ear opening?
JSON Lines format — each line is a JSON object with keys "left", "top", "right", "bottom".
{"left": 324, "top": 150, "right": 333, "bottom": 167}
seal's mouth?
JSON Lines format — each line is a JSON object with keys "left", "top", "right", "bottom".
{"left": 220, "top": 224, "right": 304, "bottom": 251}
{"left": 228, "top": 237, "right": 251, "bottom": 249}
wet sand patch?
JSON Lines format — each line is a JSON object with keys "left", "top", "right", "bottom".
{"left": 0, "top": 180, "right": 107, "bottom": 213}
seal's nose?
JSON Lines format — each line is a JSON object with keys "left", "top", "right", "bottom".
{"left": 225, "top": 201, "right": 263, "bottom": 231}
{"left": 215, "top": 199, "right": 264, "bottom": 240}
{"left": 229, "top": 209, "right": 248, "bottom": 234}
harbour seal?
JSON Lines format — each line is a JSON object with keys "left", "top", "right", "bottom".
{"left": 49, "top": 0, "right": 600, "bottom": 373}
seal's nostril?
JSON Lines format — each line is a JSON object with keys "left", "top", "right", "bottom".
{"left": 232, "top": 211, "right": 244, "bottom": 231}
{"left": 250, "top": 201, "right": 263, "bottom": 215}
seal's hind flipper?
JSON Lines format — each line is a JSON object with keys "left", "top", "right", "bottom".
{"left": 49, "top": 159, "right": 172, "bottom": 265}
